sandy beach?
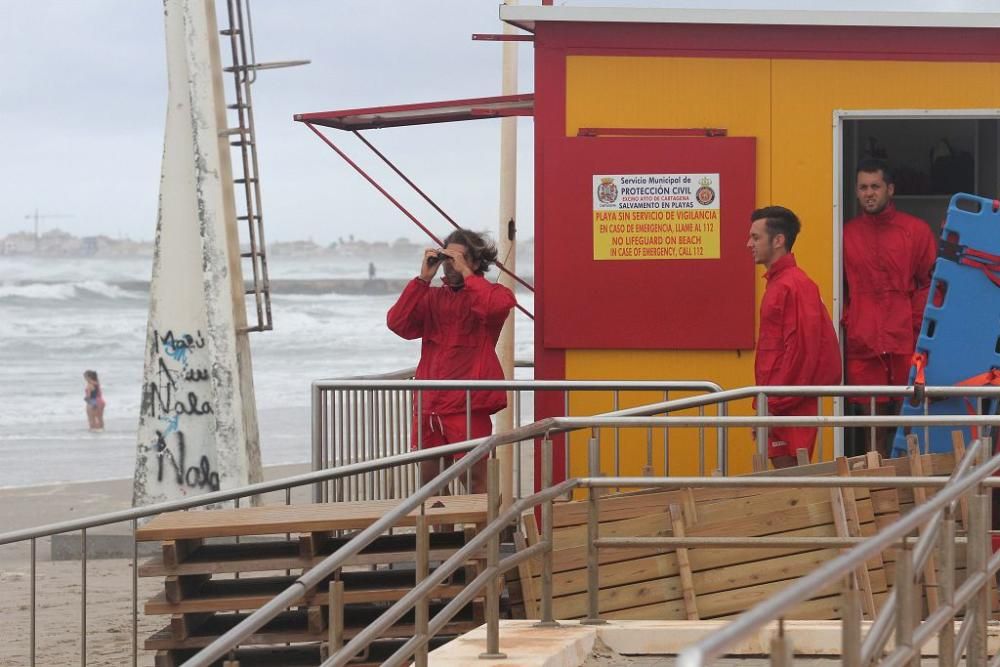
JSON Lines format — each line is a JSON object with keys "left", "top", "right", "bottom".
{"left": 0, "top": 464, "right": 311, "bottom": 667}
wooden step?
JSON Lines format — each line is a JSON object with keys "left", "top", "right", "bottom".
{"left": 145, "top": 567, "right": 473, "bottom": 614}
{"left": 154, "top": 636, "right": 454, "bottom": 667}
{"left": 145, "top": 603, "right": 480, "bottom": 649}
{"left": 139, "top": 531, "right": 474, "bottom": 577}
{"left": 136, "top": 495, "right": 487, "bottom": 542}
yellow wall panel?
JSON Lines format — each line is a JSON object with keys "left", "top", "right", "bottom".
{"left": 558, "top": 55, "right": 1000, "bottom": 478}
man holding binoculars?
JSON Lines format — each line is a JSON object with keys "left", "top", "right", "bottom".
{"left": 387, "top": 229, "right": 516, "bottom": 493}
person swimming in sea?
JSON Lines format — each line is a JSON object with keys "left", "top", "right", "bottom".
{"left": 83, "top": 370, "right": 106, "bottom": 432}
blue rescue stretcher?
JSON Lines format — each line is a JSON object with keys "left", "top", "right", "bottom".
{"left": 891, "top": 193, "right": 1000, "bottom": 456}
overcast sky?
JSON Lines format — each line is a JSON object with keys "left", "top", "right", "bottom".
{"left": 3, "top": 0, "right": 1000, "bottom": 243}
{"left": 0, "top": 1, "right": 536, "bottom": 244}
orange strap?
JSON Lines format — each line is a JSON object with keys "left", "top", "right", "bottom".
{"left": 956, "top": 368, "right": 1000, "bottom": 388}
{"left": 956, "top": 368, "right": 1000, "bottom": 440}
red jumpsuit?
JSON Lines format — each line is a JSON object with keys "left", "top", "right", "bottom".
{"left": 387, "top": 274, "right": 515, "bottom": 452}
{"left": 755, "top": 254, "right": 843, "bottom": 460}
{"left": 843, "top": 202, "right": 937, "bottom": 402}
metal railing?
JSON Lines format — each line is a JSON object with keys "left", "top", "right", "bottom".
{"left": 676, "top": 436, "right": 1000, "bottom": 667}
{"left": 188, "top": 384, "right": 1000, "bottom": 667}
{"left": 4, "top": 383, "right": 999, "bottom": 666}
{"left": 311, "top": 369, "right": 726, "bottom": 502}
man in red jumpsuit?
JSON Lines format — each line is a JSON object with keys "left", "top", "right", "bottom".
{"left": 748, "top": 206, "right": 842, "bottom": 469}
{"left": 387, "top": 229, "right": 516, "bottom": 493}
{"left": 843, "top": 159, "right": 938, "bottom": 457}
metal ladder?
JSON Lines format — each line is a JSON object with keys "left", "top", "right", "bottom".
{"left": 219, "top": 0, "right": 272, "bottom": 333}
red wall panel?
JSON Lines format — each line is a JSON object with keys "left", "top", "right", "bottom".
{"left": 541, "top": 135, "right": 756, "bottom": 350}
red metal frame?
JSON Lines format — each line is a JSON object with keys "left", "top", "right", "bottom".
{"left": 301, "top": 122, "right": 534, "bottom": 320}
{"left": 578, "top": 128, "right": 728, "bottom": 138}
{"left": 294, "top": 94, "right": 534, "bottom": 131}
{"left": 535, "top": 22, "right": 1000, "bottom": 62}
{"left": 472, "top": 33, "right": 533, "bottom": 42}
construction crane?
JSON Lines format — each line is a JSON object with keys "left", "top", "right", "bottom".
{"left": 24, "top": 208, "right": 73, "bottom": 252}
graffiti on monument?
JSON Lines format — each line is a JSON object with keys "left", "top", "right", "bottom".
{"left": 141, "top": 329, "right": 220, "bottom": 492}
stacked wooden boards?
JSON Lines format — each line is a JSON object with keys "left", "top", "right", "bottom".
{"left": 136, "top": 495, "right": 488, "bottom": 667}
{"left": 510, "top": 450, "right": 969, "bottom": 623}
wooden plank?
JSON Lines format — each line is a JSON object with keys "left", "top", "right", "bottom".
{"left": 669, "top": 504, "right": 699, "bottom": 620}
{"left": 908, "top": 436, "right": 941, "bottom": 613}
{"left": 136, "top": 495, "right": 488, "bottom": 541}
{"left": 511, "top": 530, "right": 539, "bottom": 619}
{"left": 138, "top": 532, "right": 474, "bottom": 577}
{"left": 830, "top": 483, "right": 876, "bottom": 619}
{"left": 553, "top": 482, "right": 860, "bottom": 530}
{"left": 144, "top": 575, "right": 471, "bottom": 615}
{"left": 169, "top": 613, "right": 211, "bottom": 641}
{"left": 834, "top": 458, "right": 880, "bottom": 617}
{"left": 298, "top": 531, "right": 332, "bottom": 558}
{"left": 952, "top": 430, "right": 970, "bottom": 530}
{"left": 145, "top": 609, "right": 480, "bottom": 650}
{"left": 163, "top": 574, "right": 210, "bottom": 604}
{"left": 162, "top": 539, "right": 203, "bottom": 569}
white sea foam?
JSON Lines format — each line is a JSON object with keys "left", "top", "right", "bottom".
{"left": 0, "top": 255, "right": 534, "bottom": 487}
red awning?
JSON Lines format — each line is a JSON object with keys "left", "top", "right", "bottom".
{"left": 294, "top": 93, "right": 534, "bottom": 131}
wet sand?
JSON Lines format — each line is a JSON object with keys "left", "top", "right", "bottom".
{"left": 0, "top": 464, "right": 310, "bottom": 667}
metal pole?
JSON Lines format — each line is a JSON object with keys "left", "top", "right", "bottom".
{"left": 894, "top": 540, "right": 915, "bottom": 665}
{"left": 312, "top": 383, "right": 323, "bottom": 502}
{"left": 480, "top": 457, "right": 507, "bottom": 659}
{"left": 414, "top": 512, "right": 429, "bottom": 667}
{"left": 756, "top": 392, "right": 769, "bottom": 460}
{"left": 938, "top": 509, "right": 956, "bottom": 667}
{"left": 842, "top": 576, "right": 862, "bottom": 667}
{"left": 537, "top": 437, "right": 558, "bottom": 627}
{"left": 81, "top": 527, "right": 87, "bottom": 667}
{"left": 717, "top": 400, "right": 727, "bottom": 475}
{"left": 30, "top": 537, "right": 36, "bottom": 666}
{"left": 969, "top": 491, "right": 989, "bottom": 667}
{"left": 494, "top": 0, "right": 518, "bottom": 514}
{"left": 582, "top": 429, "right": 606, "bottom": 625}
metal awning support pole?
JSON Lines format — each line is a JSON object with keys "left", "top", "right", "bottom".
{"left": 302, "top": 121, "right": 534, "bottom": 321}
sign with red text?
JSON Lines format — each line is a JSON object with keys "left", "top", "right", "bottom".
{"left": 593, "top": 173, "right": 720, "bottom": 260}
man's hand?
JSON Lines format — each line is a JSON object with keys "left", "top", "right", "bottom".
{"left": 419, "top": 248, "right": 442, "bottom": 282}
{"left": 440, "top": 247, "right": 474, "bottom": 278}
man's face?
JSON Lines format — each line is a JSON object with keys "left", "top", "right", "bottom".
{"left": 747, "top": 218, "right": 781, "bottom": 267}
{"left": 441, "top": 242, "right": 474, "bottom": 282}
{"left": 856, "top": 169, "right": 894, "bottom": 215}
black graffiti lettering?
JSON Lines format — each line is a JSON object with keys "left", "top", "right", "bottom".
{"left": 175, "top": 392, "right": 213, "bottom": 416}
{"left": 184, "top": 367, "right": 209, "bottom": 382}
{"left": 155, "top": 431, "right": 221, "bottom": 492}
{"left": 185, "top": 456, "right": 220, "bottom": 490}
{"left": 142, "top": 381, "right": 171, "bottom": 418}
{"left": 155, "top": 329, "right": 207, "bottom": 354}
{"left": 157, "top": 357, "right": 180, "bottom": 388}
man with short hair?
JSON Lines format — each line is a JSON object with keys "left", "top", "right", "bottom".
{"left": 843, "top": 159, "right": 938, "bottom": 457}
{"left": 748, "top": 206, "right": 842, "bottom": 469}
{"left": 387, "top": 228, "right": 516, "bottom": 493}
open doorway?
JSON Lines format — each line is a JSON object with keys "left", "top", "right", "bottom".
{"left": 834, "top": 111, "right": 1000, "bottom": 457}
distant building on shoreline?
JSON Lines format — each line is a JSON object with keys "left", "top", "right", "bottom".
{"left": 0, "top": 229, "right": 154, "bottom": 257}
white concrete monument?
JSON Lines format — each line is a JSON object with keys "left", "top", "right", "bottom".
{"left": 134, "top": 0, "right": 262, "bottom": 506}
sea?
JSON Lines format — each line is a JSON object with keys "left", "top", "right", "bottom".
{"left": 0, "top": 253, "right": 535, "bottom": 488}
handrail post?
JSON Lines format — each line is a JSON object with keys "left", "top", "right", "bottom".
{"left": 311, "top": 383, "right": 324, "bottom": 502}
{"left": 968, "top": 480, "right": 990, "bottom": 667}
{"left": 414, "top": 511, "right": 429, "bottom": 667}
{"left": 582, "top": 428, "right": 606, "bottom": 625}
{"left": 894, "top": 539, "right": 915, "bottom": 664}
{"left": 536, "top": 436, "right": 559, "bottom": 627}
{"left": 841, "top": 575, "right": 861, "bottom": 667}
{"left": 755, "top": 393, "right": 769, "bottom": 469}
{"left": 769, "top": 618, "right": 793, "bottom": 667}
{"left": 717, "top": 401, "right": 727, "bottom": 476}
{"left": 938, "top": 507, "right": 956, "bottom": 667}
{"left": 479, "top": 456, "right": 506, "bottom": 659}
